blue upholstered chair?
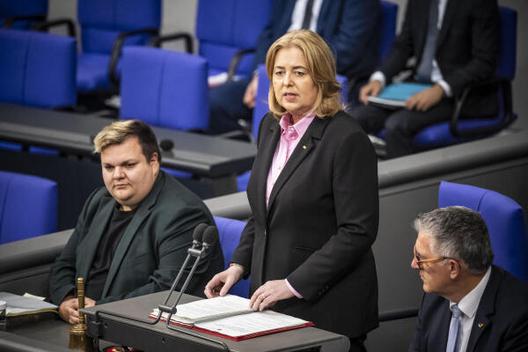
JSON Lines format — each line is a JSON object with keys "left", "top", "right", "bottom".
{"left": 0, "top": 29, "right": 75, "bottom": 153}
{"left": 214, "top": 216, "right": 250, "bottom": 298}
{"left": 0, "top": 29, "right": 76, "bottom": 108}
{"left": 0, "top": 171, "right": 58, "bottom": 245}
{"left": 412, "top": 6, "right": 518, "bottom": 149}
{"left": 0, "top": 0, "right": 47, "bottom": 29}
{"left": 120, "top": 46, "right": 209, "bottom": 131}
{"left": 155, "top": 0, "right": 271, "bottom": 81}
{"left": 438, "top": 181, "right": 528, "bottom": 282}
{"left": 38, "top": 0, "right": 161, "bottom": 94}
{"left": 196, "top": 0, "right": 272, "bottom": 79}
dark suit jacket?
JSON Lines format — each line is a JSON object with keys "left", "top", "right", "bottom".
{"left": 232, "top": 111, "right": 379, "bottom": 338}
{"left": 49, "top": 172, "right": 224, "bottom": 305}
{"left": 381, "top": 0, "right": 500, "bottom": 116}
{"left": 253, "top": 0, "right": 381, "bottom": 80}
{"left": 409, "top": 266, "right": 528, "bottom": 352}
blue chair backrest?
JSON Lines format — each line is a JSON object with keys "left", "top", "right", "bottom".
{"left": 196, "top": 0, "right": 272, "bottom": 77}
{"left": 0, "top": 171, "right": 58, "bottom": 244}
{"left": 120, "top": 46, "right": 209, "bottom": 131}
{"left": 0, "top": 29, "right": 76, "bottom": 108}
{"left": 213, "top": 216, "right": 250, "bottom": 297}
{"left": 0, "top": 0, "right": 47, "bottom": 29}
{"left": 78, "top": 0, "right": 161, "bottom": 55}
{"left": 379, "top": 1, "right": 398, "bottom": 63}
{"left": 438, "top": 181, "right": 528, "bottom": 282}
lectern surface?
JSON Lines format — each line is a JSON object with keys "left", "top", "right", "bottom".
{"left": 83, "top": 291, "right": 350, "bottom": 352}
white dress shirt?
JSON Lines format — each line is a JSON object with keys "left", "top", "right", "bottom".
{"left": 449, "top": 267, "right": 491, "bottom": 352}
{"left": 288, "top": 0, "right": 324, "bottom": 32}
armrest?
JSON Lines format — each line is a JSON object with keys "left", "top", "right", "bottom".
{"left": 379, "top": 307, "right": 418, "bottom": 322}
{"left": 108, "top": 27, "right": 160, "bottom": 86}
{"left": 227, "top": 48, "right": 255, "bottom": 81}
{"left": 34, "top": 18, "right": 76, "bottom": 38}
{"left": 0, "top": 229, "right": 73, "bottom": 274}
{"left": 449, "top": 78, "right": 514, "bottom": 138}
{"left": 151, "top": 32, "right": 194, "bottom": 53}
{"left": 217, "top": 118, "right": 254, "bottom": 143}
{"left": 3, "top": 15, "right": 46, "bottom": 28}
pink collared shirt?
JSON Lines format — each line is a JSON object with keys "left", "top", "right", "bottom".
{"left": 265, "top": 112, "right": 315, "bottom": 298}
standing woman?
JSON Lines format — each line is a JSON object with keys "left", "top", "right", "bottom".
{"left": 205, "top": 30, "right": 379, "bottom": 351}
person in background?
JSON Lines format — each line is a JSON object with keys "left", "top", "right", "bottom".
{"left": 49, "top": 120, "right": 223, "bottom": 324}
{"left": 349, "top": 0, "right": 500, "bottom": 158}
{"left": 410, "top": 206, "right": 528, "bottom": 351}
{"left": 205, "top": 30, "right": 379, "bottom": 352}
{"left": 208, "top": 0, "right": 380, "bottom": 134}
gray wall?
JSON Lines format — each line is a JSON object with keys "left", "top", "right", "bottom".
{"left": 48, "top": 0, "right": 528, "bottom": 130}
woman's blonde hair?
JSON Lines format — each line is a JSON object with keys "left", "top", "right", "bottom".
{"left": 265, "top": 30, "right": 342, "bottom": 119}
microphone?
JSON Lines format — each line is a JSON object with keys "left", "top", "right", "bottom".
{"left": 159, "top": 139, "right": 174, "bottom": 151}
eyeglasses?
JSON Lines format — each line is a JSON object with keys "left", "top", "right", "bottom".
{"left": 413, "top": 249, "right": 449, "bottom": 270}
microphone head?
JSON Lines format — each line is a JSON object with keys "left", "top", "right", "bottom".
{"left": 202, "top": 225, "right": 218, "bottom": 249}
{"left": 191, "top": 223, "right": 208, "bottom": 247}
{"left": 159, "top": 139, "right": 174, "bottom": 151}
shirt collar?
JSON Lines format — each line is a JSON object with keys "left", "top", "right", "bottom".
{"left": 279, "top": 112, "right": 315, "bottom": 137}
{"left": 450, "top": 266, "right": 491, "bottom": 319}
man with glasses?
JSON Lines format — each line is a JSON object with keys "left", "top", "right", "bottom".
{"left": 409, "top": 206, "right": 528, "bottom": 352}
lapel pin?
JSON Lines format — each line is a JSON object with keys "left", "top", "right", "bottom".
{"left": 477, "top": 322, "right": 485, "bottom": 329}
{"left": 302, "top": 145, "right": 307, "bottom": 150}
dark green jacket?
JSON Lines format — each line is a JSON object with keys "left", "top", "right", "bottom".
{"left": 49, "top": 172, "right": 224, "bottom": 305}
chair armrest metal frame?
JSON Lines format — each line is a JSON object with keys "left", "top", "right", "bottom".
{"left": 226, "top": 48, "right": 255, "bottom": 81}
{"left": 34, "top": 18, "right": 76, "bottom": 38}
{"left": 449, "top": 78, "right": 515, "bottom": 138}
{"left": 151, "top": 32, "right": 194, "bottom": 53}
{"left": 108, "top": 27, "right": 160, "bottom": 86}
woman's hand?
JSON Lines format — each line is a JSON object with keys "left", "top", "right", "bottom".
{"left": 249, "top": 280, "right": 295, "bottom": 311}
{"left": 204, "top": 264, "right": 244, "bottom": 298}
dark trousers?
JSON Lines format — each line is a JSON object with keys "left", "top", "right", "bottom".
{"left": 348, "top": 99, "right": 454, "bottom": 158}
{"left": 208, "top": 78, "right": 252, "bottom": 134}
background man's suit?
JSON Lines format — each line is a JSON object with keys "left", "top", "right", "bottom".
{"left": 208, "top": 0, "right": 381, "bottom": 134}
{"left": 409, "top": 266, "right": 528, "bottom": 351}
{"left": 351, "top": 0, "right": 500, "bottom": 157}
{"left": 232, "top": 112, "right": 379, "bottom": 338}
{"left": 49, "top": 172, "right": 224, "bottom": 305}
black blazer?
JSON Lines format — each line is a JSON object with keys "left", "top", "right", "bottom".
{"left": 49, "top": 172, "right": 224, "bottom": 305}
{"left": 409, "top": 266, "right": 528, "bottom": 352}
{"left": 381, "top": 0, "right": 500, "bottom": 116}
{"left": 232, "top": 111, "right": 379, "bottom": 338}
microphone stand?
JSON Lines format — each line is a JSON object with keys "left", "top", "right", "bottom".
{"left": 88, "top": 224, "right": 229, "bottom": 351}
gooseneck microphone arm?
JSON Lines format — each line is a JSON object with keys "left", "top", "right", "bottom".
{"left": 166, "top": 225, "right": 219, "bottom": 319}
{"left": 157, "top": 223, "right": 208, "bottom": 317}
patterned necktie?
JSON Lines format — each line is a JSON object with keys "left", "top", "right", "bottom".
{"left": 301, "top": 0, "right": 315, "bottom": 29}
{"left": 446, "top": 304, "right": 462, "bottom": 352}
{"left": 416, "top": 0, "right": 440, "bottom": 82}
